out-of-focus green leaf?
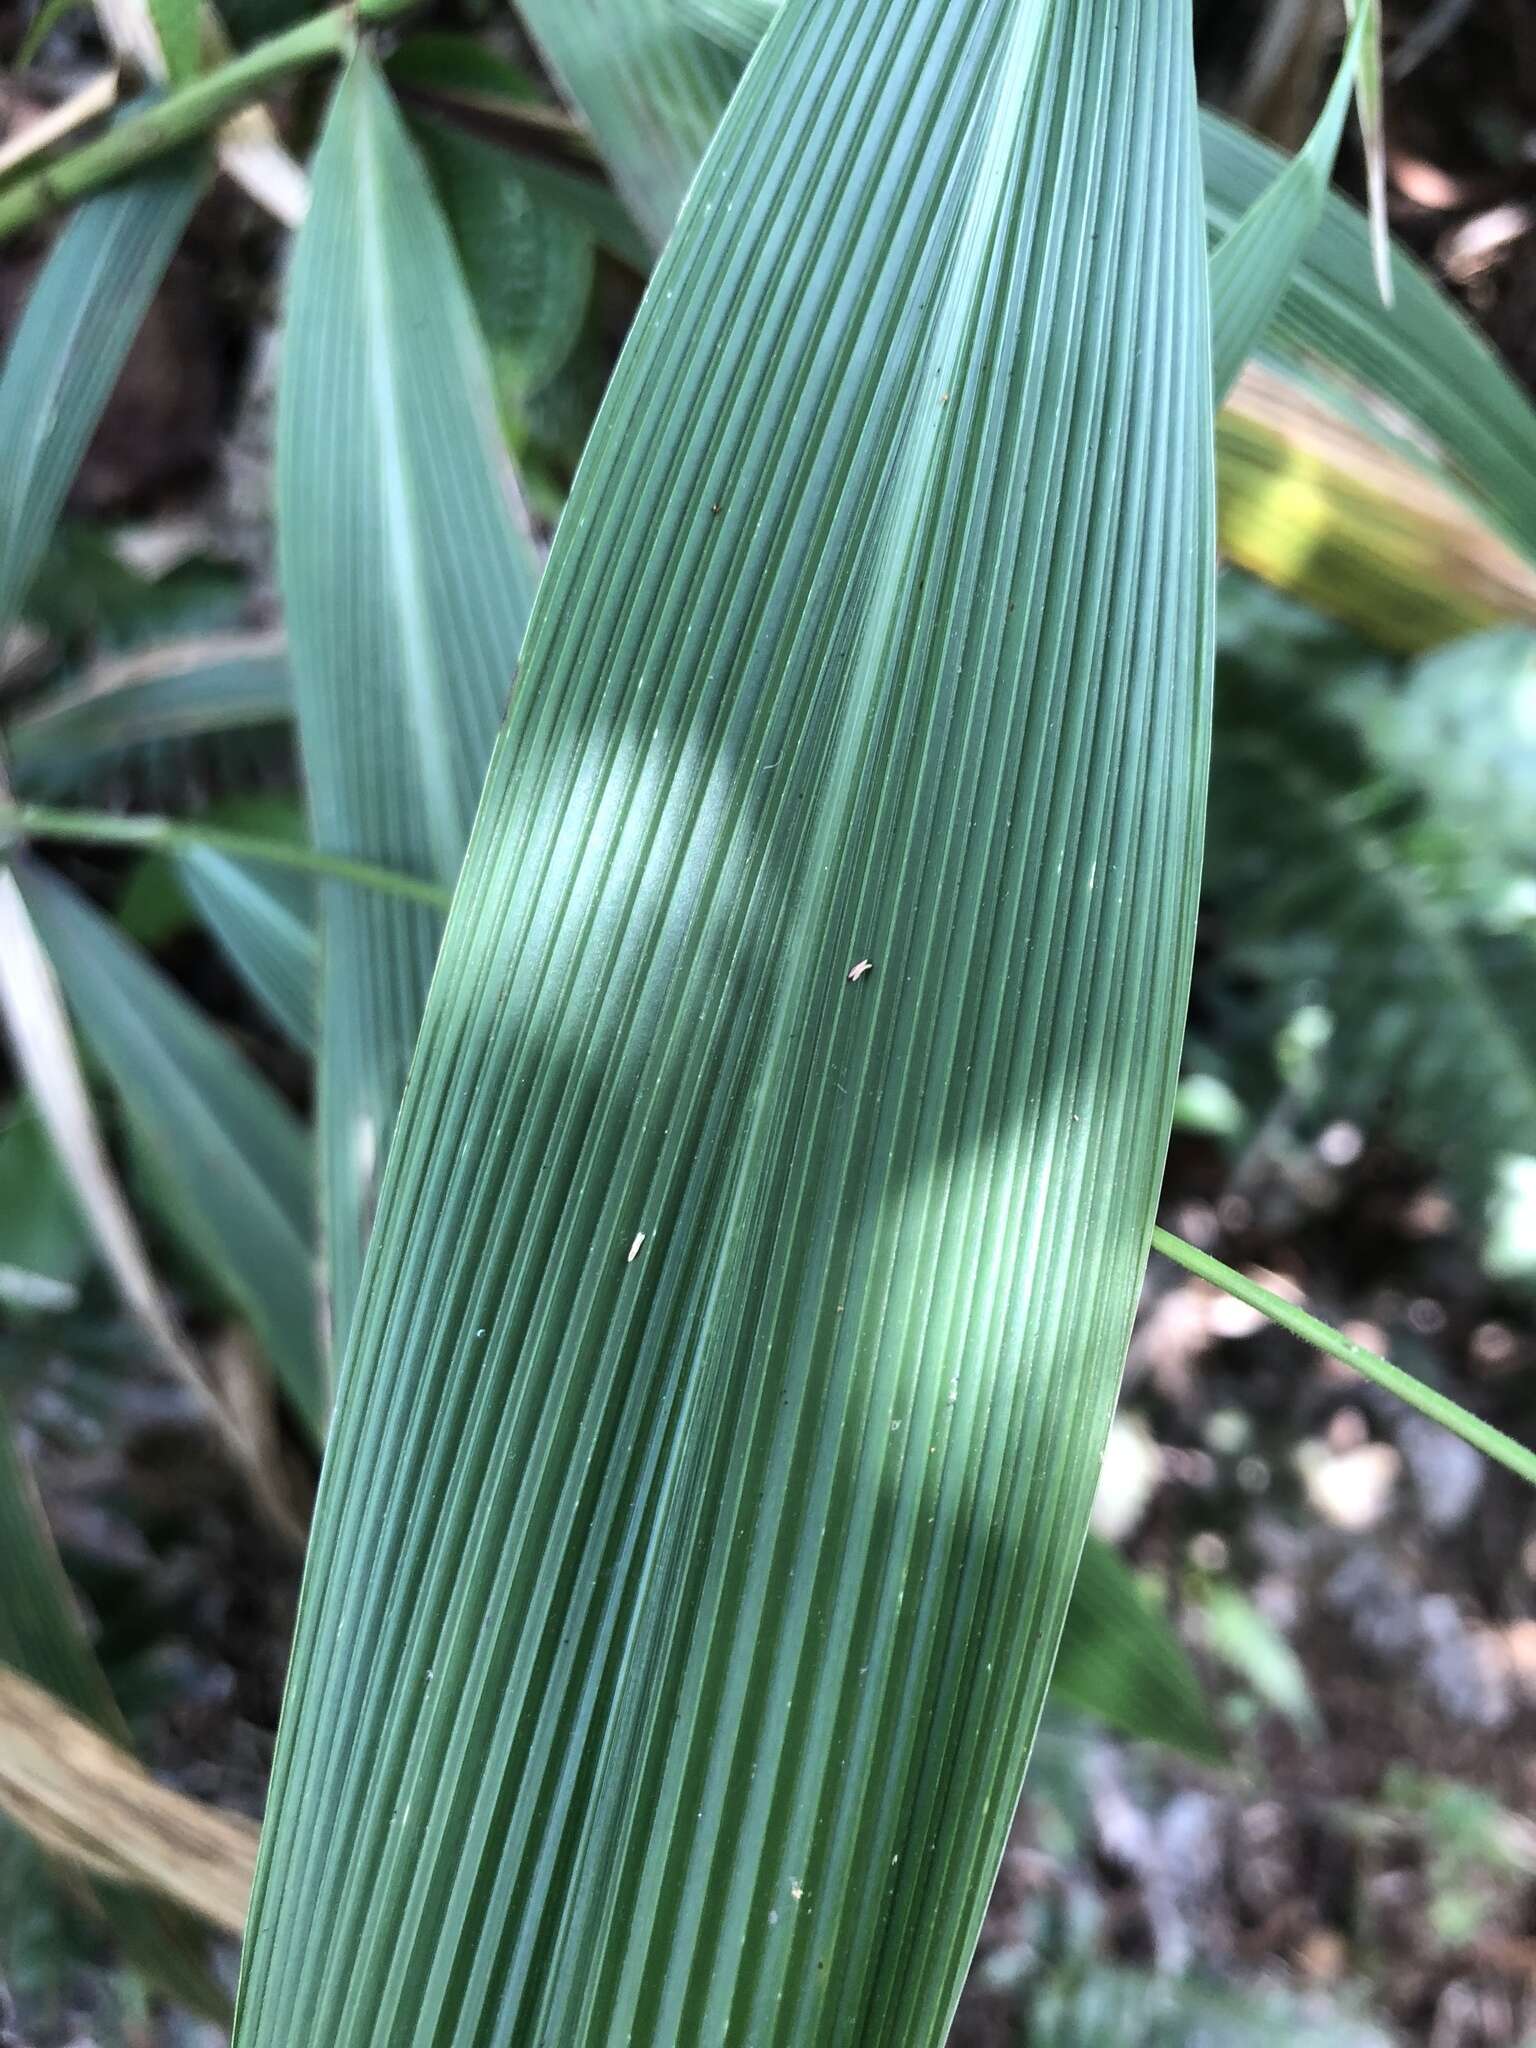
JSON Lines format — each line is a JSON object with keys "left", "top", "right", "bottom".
{"left": 1210, "top": 582, "right": 1536, "bottom": 1285}
{"left": 146, "top": 0, "right": 200, "bottom": 83}
{"left": 15, "top": 861, "right": 323, "bottom": 1440}
{"left": 235, "top": 2, "right": 1212, "bottom": 2043}
{"left": 515, "top": 0, "right": 741, "bottom": 250}
{"left": 1027, "top": 1963, "right": 1391, "bottom": 2048}
{"left": 659, "top": 0, "right": 1536, "bottom": 635}
{"left": 0, "top": 150, "right": 203, "bottom": 635}
{"left": 16, "top": 0, "right": 88, "bottom": 68}
{"left": 412, "top": 116, "right": 595, "bottom": 400}
{"left": 277, "top": 53, "right": 540, "bottom": 1359}
{"left": 7, "top": 633, "right": 291, "bottom": 796}
{"left": 1207, "top": 0, "right": 1370, "bottom": 404}
{"left": 386, "top": 31, "right": 542, "bottom": 107}
{"left": 1195, "top": 1579, "right": 1319, "bottom": 1736}
{"left": 1053, "top": 1537, "right": 1222, "bottom": 1764}
{"left": 671, "top": 0, "right": 774, "bottom": 57}
{"left": 0, "top": 1393, "right": 228, "bottom": 2017}
{"left": 177, "top": 847, "right": 317, "bottom": 1052}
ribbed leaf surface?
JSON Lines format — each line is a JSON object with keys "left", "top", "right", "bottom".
{"left": 277, "top": 53, "right": 540, "bottom": 1357}
{"left": 235, "top": 0, "right": 1212, "bottom": 2041}
{"left": 16, "top": 862, "right": 323, "bottom": 1440}
{"left": 0, "top": 152, "right": 202, "bottom": 634}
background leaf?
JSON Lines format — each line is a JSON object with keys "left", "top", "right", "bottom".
{"left": 277, "top": 51, "right": 540, "bottom": 1357}
{"left": 0, "top": 149, "right": 203, "bottom": 635}
{"left": 15, "top": 860, "right": 323, "bottom": 1439}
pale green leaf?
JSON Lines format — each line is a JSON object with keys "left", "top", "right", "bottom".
{"left": 176, "top": 846, "right": 317, "bottom": 1052}
{"left": 147, "top": 0, "right": 200, "bottom": 83}
{"left": 0, "top": 150, "right": 203, "bottom": 636}
{"left": 15, "top": 861, "right": 323, "bottom": 1440}
{"left": 235, "top": 1, "right": 1213, "bottom": 2042}
{"left": 277, "top": 52, "right": 540, "bottom": 1358}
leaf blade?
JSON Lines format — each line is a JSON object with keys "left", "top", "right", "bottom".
{"left": 277, "top": 52, "right": 540, "bottom": 1357}
{"left": 236, "top": 1, "right": 1213, "bottom": 2042}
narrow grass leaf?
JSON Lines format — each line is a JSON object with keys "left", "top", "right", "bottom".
{"left": 176, "top": 847, "right": 316, "bottom": 1051}
{"left": 235, "top": 1, "right": 1213, "bottom": 2042}
{"left": 1208, "top": 0, "right": 1370, "bottom": 404}
{"left": 15, "top": 861, "right": 323, "bottom": 1441}
{"left": 277, "top": 50, "right": 540, "bottom": 1358}
{"left": 0, "top": 1397, "right": 230, "bottom": 2013}
{"left": 0, "top": 150, "right": 203, "bottom": 635}
{"left": 1053, "top": 1537, "right": 1222, "bottom": 1763}
{"left": 7, "top": 632, "right": 290, "bottom": 797}
{"left": 514, "top": 0, "right": 740, "bottom": 250}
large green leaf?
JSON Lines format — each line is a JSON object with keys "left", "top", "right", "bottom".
{"left": 277, "top": 53, "right": 540, "bottom": 1358}
{"left": 0, "top": 1393, "right": 228, "bottom": 2017}
{"left": 235, "top": 0, "right": 1212, "bottom": 2042}
{"left": 15, "top": 861, "right": 324, "bottom": 1439}
{"left": 0, "top": 150, "right": 203, "bottom": 635}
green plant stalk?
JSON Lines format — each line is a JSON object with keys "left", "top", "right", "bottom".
{"left": 1152, "top": 1228, "right": 1536, "bottom": 1489}
{"left": 0, "top": 802, "right": 450, "bottom": 909}
{"left": 0, "top": 0, "right": 417, "bottom": 241}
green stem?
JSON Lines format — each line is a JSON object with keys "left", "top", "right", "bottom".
{"left": 0, "top": 0, "right": 417, "bottom": 241}
{"left": 0, "top": 802, "right": 451, "bottom": 910}
{"left": 1152, "top": 1227, "right": 1536, "bottom": 1491}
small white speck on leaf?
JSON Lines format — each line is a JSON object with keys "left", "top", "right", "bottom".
{"left": 790, "top": 1881, "right": 804, "bottom": 1902}
{"left": 627, "top": 1232, "right": 646, "bottom": 1264}
{"left": 847, "top": 959, "right": 873, "bottom": 984}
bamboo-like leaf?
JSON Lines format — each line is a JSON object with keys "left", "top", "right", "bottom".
{"left": 0, "top": 1664, "right": 258, "bottom": 1937}
{"left": 0, "top": 1397, "right": 230, "bottom": 2014}
{"left": 278, "top": 52, "right": 540, "bottom": 1359}
{"left": 176, "top": 846, "right": 317, "bottom": 1051}
{"left": 0, "top": 150, "right": 203, "bottom": 635}
{"left": 15, "top": 861, "right": 323, "bottom": 1440}
{"left": 514, "top": 0, "right": 740, "bottom": 250}
{"left": 7, "top": 632, "right": 291, "bottom": 796}
{"left": 1053, "top": 1537, "right": 1222, "bottom": 1763}
{"left": 235, "top": 2, "right": 1212, "bottom": 2043}
{"left": 0, "top": 864, "right": 213, "bottom": 1416}
{"left": 1208, "top": 0, "right": 1370, "bottom": 404}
